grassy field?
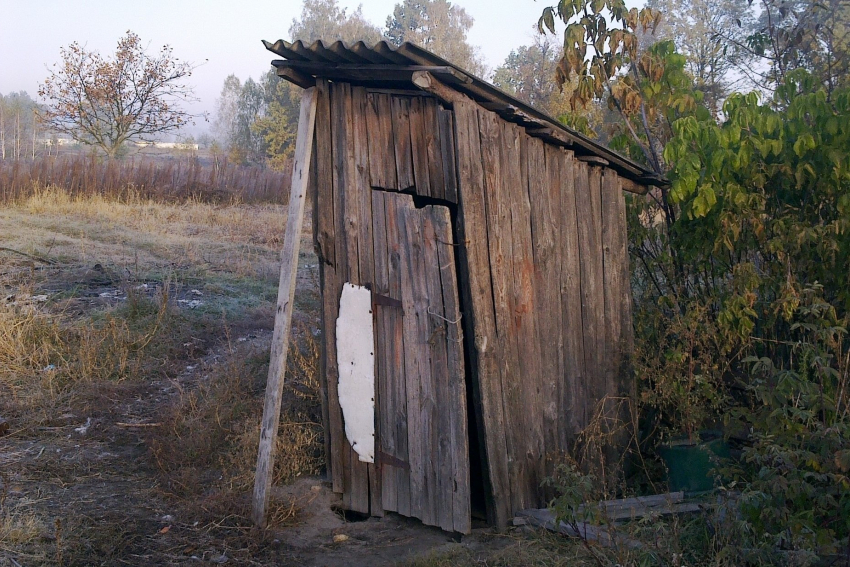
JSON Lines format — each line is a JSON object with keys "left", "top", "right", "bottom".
{"left": 0, "top": 187, "right": 603, "bottom": 566}
{"left": 0, "top": 188, "right": 325, "bottom": 565}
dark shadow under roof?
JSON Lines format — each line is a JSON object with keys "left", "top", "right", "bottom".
{"left": 263, "top": 39, "right": 665, "bottom": 188}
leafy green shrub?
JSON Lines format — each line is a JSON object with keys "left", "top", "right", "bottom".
{"left": 728, "top": 291, "right": 850, "bottom": 558}
{"left": 633, "top": 71, "right": 850, "bottom": 559}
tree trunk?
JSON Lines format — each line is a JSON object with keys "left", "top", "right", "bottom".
{"left": 0, "top": 104, "right": 5, "bottom": 160}
{"left": 15, "top": 111, "right": 20, "bottom": 160}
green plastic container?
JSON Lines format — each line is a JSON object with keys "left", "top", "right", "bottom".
{"left": 657, "top": 435, "right": 730, "bottom": 493}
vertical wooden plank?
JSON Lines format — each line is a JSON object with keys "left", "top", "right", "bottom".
{"left": 314, "top": 79, "right": 336, "bottom": 274}
{"left": 433, "top": 206, "right": 471, "bottom": 534}
{"left": 422, "top": 207, "right": 453, "bottom": 531}
{"left": 332, "top": 82, "right": 371, "bottom": 515}
{"left": 320, "top": 80, "right": 345, "bottom": 495}
{"left": 313, "top": 79, "right": 339, "bottom": 489}
{"left": 308, "top": 130, "right": 332, "bottom": 486}
{"left": 252, "top": 87, "right": 318, "bottom": 527}
{"left": 507, "top": 125, "right": 545, "bottom": 510}
{"left": 479, "top": 108, "right": 521, "bottom": 525}
{"left": 453, "top": 101, "right": 512, "bottom": 528}
{"left": 588, "top": 166, "right": 606, "bottom": 410}
{"left": 615, "top": 182, "right": 635, "bottom": 370}
{"left": 574, "top": 163, "right": 606, "bottom": 428}
{"left": 438, "top": 108, "right": 459, "bottom": 204}
{"left": 391, "top": 96, "right": 415, "bottom": 190}
{"left": 331, "top": 81, "right": 354, "bottom": 510}
{"left": 351, "top": 86, "right": 378, "bottom": 516}
{"left": 600, "top": 170, "right": 631, "bottom": 472}
{"left": 529, "top": 138, "right": 562, "bottom": 495}
{"left": 383, "top": 194, "right": 412, "bottom": 516}
{"left": 601, "top": 170, "right": 624, "bottom": 399}
{"left": 424, "top": 98, "right": 445, "bottom": 200}
{"left": 408, "top": 97, "right": 432, "bottom": 197}
{"left": 366, "top": 93, "right": 398, "bottom": 190}
{"left": 496, "top": 121, "right": 531, "bottom": 512}
{"left": 372, "top": 190, "right": 396, "bottom": 514}
{"left": 556, "top": 149, "right": 586, "bottom": 448}
{"left": 396, "top": 195, "right": 430, "bottom": 524}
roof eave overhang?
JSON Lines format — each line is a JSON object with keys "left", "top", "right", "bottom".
{"left": 263, "top": 39, "right": 667, "bottom": 191}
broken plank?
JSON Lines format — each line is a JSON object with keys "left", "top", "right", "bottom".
{"left": 391, "top": 96, "right": 415, "bottom": 191}
{"left": 383, "top": 193, "right": 412, "bottom": 516}
{"left": 424, "top": 98, "right": 445, "bottom": 200}
{"left": 371, "top": 191, "right": 397, "bottom": 514}
{"left": 422, "top": 207, "right": 453, "bottom": 531}
{"left": 408, "top": 96, "right": 432, "bottom": 197}
{"left": 438, "top": 108, "right": 459, "bottom": 204}
{"left": 396, "top": 194, "right": 433, "bottom": 525}
{"left": 433, "top": 206, "right": 471, "bottom": 534}
{"left": 366, "top": 93, "right": 398, "bottom": 190}
{"left": 516, "top": 508, "right": 643, "bottom": 549}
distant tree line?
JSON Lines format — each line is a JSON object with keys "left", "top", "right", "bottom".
{"left": 0, "top": 92, "right": 49, "bottom": 160}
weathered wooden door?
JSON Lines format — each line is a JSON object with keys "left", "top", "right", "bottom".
{"left": 370, "top": 191, "right": 470, "bottom": 534}
{"left": 314, "top": 80, "right": 470, "bottom": 534}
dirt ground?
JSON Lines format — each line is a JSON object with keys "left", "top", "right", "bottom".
{"left": 0, "top": 192, "right": 580, "bottom": 567}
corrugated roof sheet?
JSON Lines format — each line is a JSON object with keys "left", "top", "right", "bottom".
{"left": 263, "top": 39, "right": 664, "bottom": 187}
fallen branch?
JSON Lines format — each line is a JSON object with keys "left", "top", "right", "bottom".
{"left": 116, "top": 422, "right": 162, "bottom": 428}
{"left": 0, "top": 246, "right": 55, "bottom": 265}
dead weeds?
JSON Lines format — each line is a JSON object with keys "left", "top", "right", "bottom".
{"left": 148, "top": 327, "right": 325, "bottom": 526}
{"left": 0, "top": 189, "right": 327, "bottom": 565}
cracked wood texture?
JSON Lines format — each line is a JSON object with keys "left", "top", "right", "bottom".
{"left": 453, "top": 101, "right": 634, "bottom": 528}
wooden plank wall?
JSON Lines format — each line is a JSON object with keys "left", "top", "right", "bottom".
{"left": 314, "top": 83, "right": 634, "bottom": 533}
{"left": 453, "top": 101, "right": 634, "bottom": 528}
{"left": 314, "top": 83, "right": 470, "bottom": 533}
{"left": 364, "top": 92, "right": 457, "bottom": 202}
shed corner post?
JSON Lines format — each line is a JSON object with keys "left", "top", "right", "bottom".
{"left": 252, "top": 86, "right": 319, "bottom": 528}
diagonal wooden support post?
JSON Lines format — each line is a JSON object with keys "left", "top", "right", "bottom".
{"left": 252, "top": 86, "right": 318, "bottom": 527}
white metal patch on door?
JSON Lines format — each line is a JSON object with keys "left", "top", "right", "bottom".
{"left": 336, "top": 282, "right": 375, "bottom": 463}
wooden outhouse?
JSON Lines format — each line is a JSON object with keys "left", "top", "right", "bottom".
{"left": 264, "top": 39, "right": 663, "bottom": 534}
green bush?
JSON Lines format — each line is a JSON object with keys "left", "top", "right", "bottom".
{"left": 624, "top": 70, "right": 850, "bottom": 560}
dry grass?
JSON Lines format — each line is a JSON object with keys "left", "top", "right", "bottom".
{"left": 0, "top": 507, "right": 44, "bottom": 547}
{"left": 148, "top": 328, "right": 325, "bottom": 525}
{"left": 0, "top": 287, "right": 189, "bottom": 424}
{"left": 0, "top": 155, "right": 290, "bottom": 204}
{"left": 401, "top": 530, "right": 589, "bottom": 567}
{"left": 0, "top": 186, "right": 324, "bottom": 564}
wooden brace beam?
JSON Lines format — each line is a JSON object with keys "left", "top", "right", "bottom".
{"left": 252, "top": 86, "right": 319, "bottom": 527}
{"left": 411, "top": 71, "right": 470, "bottom": 105}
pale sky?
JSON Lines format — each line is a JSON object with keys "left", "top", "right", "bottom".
{"left": 0, "top": 0, "right": 573, "bottom": 136}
